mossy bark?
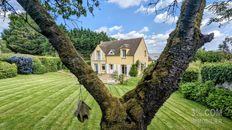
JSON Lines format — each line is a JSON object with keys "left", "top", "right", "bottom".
{"left": 16, "top": 0, "right": 213, "bottom": 130}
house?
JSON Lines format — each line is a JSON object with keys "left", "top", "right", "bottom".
{"left": 90, "top": 37, "right": 153, "bottom": 76}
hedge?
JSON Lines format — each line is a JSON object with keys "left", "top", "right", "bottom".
{"left": 37, "top": 57, "right": 62, "bottom": 72}
{"left": 195, "top": 49, "right": 231, "bottom": 63}
{"left": 201, "top": 63, "right": 232, "bottom": 84}
{"left": 181, "top": 81, "right": 232, "bottom": 119}
{"left": 0, "top": 54, "right": 63, "bottom": 74}
{"left": 0, "top": 61, "right": 17, "bottom": 79}
{"left": 182, "top": 69, "right": 199, "bottom": 82}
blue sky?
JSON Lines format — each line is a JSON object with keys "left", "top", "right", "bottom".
{"left": 1, "top": 0, "right": 232, "bottom": 54}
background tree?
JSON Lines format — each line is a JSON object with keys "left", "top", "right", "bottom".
{"left": 1, "top": 14, "right": 56, "bottom": 56}
{"left": 1, "top": 0, "right": 214, "bottom": 129}
{"left": 68, "top": 28, "right": 113, "bottom": 59}
{"left": 218, "top": 40, "right": 230, "bottom": 52}
{"left": 0, "top": 39, "right": 12, "bottom": 53}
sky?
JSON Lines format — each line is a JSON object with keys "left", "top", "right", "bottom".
{"left": 0, "top": 0, "right": 232, "bottom": 54}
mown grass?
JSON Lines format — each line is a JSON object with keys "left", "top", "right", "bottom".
{"left": 0, "top": 72, "right": 231, "bottom": 130}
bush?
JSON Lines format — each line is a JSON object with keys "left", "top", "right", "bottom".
{"left": 195, "top": 49, "right": 231, "bottom": 62}
{"left": 8, "top": 56, "right": 33, "bottom": 74}
{"left": 37, "top": 57, "right": 62, "bottom": 72}
{"left": 119, "top": 74, "right": 125, "bottom": 84}
{"left": 32, "top": 57, "right": 47, "bottom": 74}
{"left": 181, "top": 81, "right": 232, "bottom": 119}
{"left": 182, "top": 69, "right": 199, "bottom": 82}
{"left": 0, "top": 61, "right": 17, "bottom": 79}
{"left": 129, "top": 64, "right": 138, "bottom": 77}
{"left": 201, "top": 63, "right": 232, "bottom": 84}
{"left": 206, "top": 87, "right": 232, "bottom": 118}
{"left": 181, "top": 81, "right": 214, "bottom": 103}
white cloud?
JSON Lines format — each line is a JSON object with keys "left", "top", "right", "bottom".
{"left": 135, "top": 5, "right": 156, "bottom": 14}
{"left": 139, "top": 26, "right": 149, "bottom": 33}
{"left": 111, "top": 30, "right": 146, "bottom": 40}
{"left": 107, "top": 0, "right": 147, "bottom": 8}
{"left": 95, "top": 25, "right": 123, "bottom": 33}
{"left": 154, "top": 12, "right": 178, "bottom": 24}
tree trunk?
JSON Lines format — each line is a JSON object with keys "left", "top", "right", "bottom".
{"left": 16, "top": 0, "right": 213, "bottom": 130}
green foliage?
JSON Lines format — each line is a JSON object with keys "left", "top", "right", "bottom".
{"left": 195, "top": 49, "right": 231, "bottom": 62}
{"left": 68, "top": 28, "right": 113, "bottom": 59}
{"left": 201, "top": 62, "right": 232, "bottom": 84}
{"left": 206, "top": 87, "right": 232, "bottom": 119}
{"left": 0, "top": 61, "right": 17, "bottom": 79}
{"left": 37, "top": 57, "right": 62, "bottom": 72}
{"left": 181, "top": 69, "right": 199, "bottom": 82}
{"left": 40, "top": 0, "right": 100, "bottom": 20}
{"left": 181, "top": 81, "right": 232, "bottom": 119}
{"left": 32, "top": 57, "right": 47, "bottom": 74}
{"left": 0, "top": 40, "right": 12, "bottom": 53}
{"left": 129, "top": 64, "right": 138, "bottom": 77}
{"left": 0, "top": 54, "right": 63, "bottom": 74}
{"left": 1, "top": 14, "right": 55, "bottom": 56}
{"left": 118, "top": 74, "right": 125, "bottom": 85}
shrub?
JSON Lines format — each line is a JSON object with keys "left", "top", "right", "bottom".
{"left": 201, "top": 63, "right": 232, "bottom": 84}
{"left": 129, "top": 64, "right": 138, "bottom": 77}
{"left": 182, "top": 69, "right": 199, "bottom": 82}
{"left": 206, "top": 87, "right": 232, "bottom": 118}
{"left": 37, "top": 57, "right": 62, "bottom": 72}
{"left": 119, "top": 74, "right": 125, "bottom": 84}
{"left": 8, "top": 56, "right": 33, "bottom": 74}
{"left": 32, "top": 57, "right": 47, "bottom": 74}
{"left": 0, "top": 61, "right": 17, "bottom": 79}
{"left": 181, "top": 81, "right": 214, "bottom": 103}
{"left": 181, "top": 81, "right": 232, "bottom": 119}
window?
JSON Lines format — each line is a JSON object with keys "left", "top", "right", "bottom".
{"left": 97, "top": 51, "right": 101, "bottom": 60}
{"left": 144, "top": 50, "right": 147, "bottom": 57}
{"left": 108, "top": 49, "right": 115, "bottom": 55}
{"left": 122, "top": 50, "right": 126, "bottom": 58}
{"left": 110, "top": 64, "right": 113, "bottom": 70}
{"left": 102, "top": 64, "right": 105, "bottom": 71}
{"left": 121, "top": 65, "right": 127, "bottom": 74}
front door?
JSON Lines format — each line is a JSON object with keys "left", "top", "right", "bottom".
{"left": 94, "top": 64, "right": 99, "bottom": 74}
{"left": 121, "top": 65, "right": 127, "bottom": 75}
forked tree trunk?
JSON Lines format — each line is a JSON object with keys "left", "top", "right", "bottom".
{"left": 16, "top": 0, "right": 213, "bottom": 130}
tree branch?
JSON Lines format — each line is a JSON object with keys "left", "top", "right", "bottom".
{"left": 16, "top": 0, "right": 116, "bottom": 111}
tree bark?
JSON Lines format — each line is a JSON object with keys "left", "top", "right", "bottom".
{"left": 16, "top": 0, "right": 213, "bottom": 130}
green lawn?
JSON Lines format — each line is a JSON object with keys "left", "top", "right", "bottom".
{"left": 0, "top": 72, "right": 231, "bottom": 130}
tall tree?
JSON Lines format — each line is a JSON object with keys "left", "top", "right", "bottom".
{"left": 1, "top": 0, "right": 214, "bottom": 129}
{"left": 1, "top": 14, "right": 56, "bottom": 55}
{"left": 68, "top": 28, "right": 113, "bottom": 59}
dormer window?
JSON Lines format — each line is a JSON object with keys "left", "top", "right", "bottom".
{"left": 122, "top": 49, "right": 126, "bottom": 58}
{"left": 97, "top": 50, "right": 101, "bottom": 60}
{"left": 108, "top": 49, "right": 115, "bottom": 55}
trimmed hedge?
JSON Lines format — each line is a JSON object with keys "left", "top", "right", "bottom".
{"left": 37, "top": 57, "right": 62, "bottom": 72}
{"left": 181, "top": 81, "right": 232, "bottom": 119}
{"left": 182, "top": 69, "right": 199, "bottom": 82}
{"left": 32, "top": 57, "right": 47, "bottom": 74}
{"left": 0, "top": 54, "right": 63, "bottom": 75}
{"left": 195, "top": 49, "right": 231, "bottom": 63}
{"left": 201, "top": 63, "right": 232, "bottom": 84}
{"left": 0, "top": 61, "right": 17, "bottom": 79}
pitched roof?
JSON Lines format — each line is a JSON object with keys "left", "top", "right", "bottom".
{"left": 99, "top": 37, "right": 143, "bottom": 56}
